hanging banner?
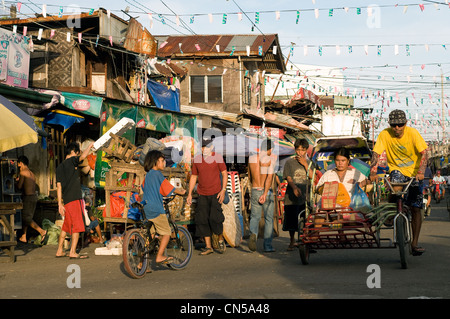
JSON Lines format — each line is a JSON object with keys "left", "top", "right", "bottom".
{"left": 60, "top": 92, "right": 104, "bottom": 118}
{"left": 136, "top": 106, "right": 173, "bottom": 133}
{"left": 94, "top": 101, "right": 137, "bottom": 188}
{"left": 0, "top": 28, "right": 30, "bottom": 88}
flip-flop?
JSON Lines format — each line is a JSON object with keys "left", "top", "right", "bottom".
{"left": 156, "top": 257, "right": 173, "bottom": 264}
{"left": 412, "top": 246, "right": 425, "bottom": 256}
{"left": 69, "top": 255, "right": 89, "bottom": 260}
{"left": 40, "top": 231, "right": 49, "bottom": 245}
{"left": 199, "top": 248, "right": 214, "bottom": 256}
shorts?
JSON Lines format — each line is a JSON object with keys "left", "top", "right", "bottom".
{"left": 62, "top": 199, "right": 86, "bottom": 234}
{"left": 195, "top": 193, "right": 224, "bottom": 237}
{"left": 149, "top": 214, "right": 172, "bottom": 236}
{"left": 22, "top": 194, "right": 37, "bottom": 225}
{"left": 389, "top": 170, "right": 423, "bottom": 208}
{"left": 282, "top": 204, "right": 305, "bottom": 232}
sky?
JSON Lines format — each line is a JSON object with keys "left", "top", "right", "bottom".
{"left": 7, "top": 0, "right": 450, "bottom": 141}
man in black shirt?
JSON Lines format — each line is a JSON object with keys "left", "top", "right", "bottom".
{"left": 55, "top": 142, "right": 93, "bottom": 259}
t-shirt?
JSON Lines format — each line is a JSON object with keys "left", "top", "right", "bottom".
{"left": 142, "top": 169, "right": 175, "bottom": 219}
{"left": 433, "top": 176, "right": 446, "bottom": 184}
{"left": 56, "top": 156, "right": 82, "bottom": 204}
{"left": 192, "top": 152, "right": 227, "bottom": 196}
{"left": 283, "top": 157, "right": 309, "bottom": 206}
{"left": 373, "top": 126, "right": 428, "bottom": 177}
{"left": 316, "top": 167, "right": 366, "bottom": 196}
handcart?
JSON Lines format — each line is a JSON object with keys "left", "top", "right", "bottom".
{"left": 298, "top": 136, "right": 415, "bottom": 269}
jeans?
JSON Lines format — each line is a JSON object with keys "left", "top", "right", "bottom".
{"left": 249, "top": 189, "right": 274, "bottom": 251}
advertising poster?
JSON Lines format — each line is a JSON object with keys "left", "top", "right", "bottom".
{"left": 94, "top": 102, "right": 137, "bottom": 188}
{"left": 0, "top": 28, "right": 30, "bottom": 88}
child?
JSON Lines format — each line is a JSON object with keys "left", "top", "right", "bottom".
{"left": 142, "top": 150, "right": 186, "bottom": 264}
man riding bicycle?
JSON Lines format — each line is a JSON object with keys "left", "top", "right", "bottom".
{"left": 432, "top": 170, "right": 446, "bottom": 200}
{"left": 369, "top": 109, "right": 428, "bottom": 256}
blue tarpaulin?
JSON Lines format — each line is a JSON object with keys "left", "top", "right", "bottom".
{"left": 44, "top": 110, "right": 84, "bottom": 133}
{"left": 147, "top": 80, "right": 180, "bottom": 112}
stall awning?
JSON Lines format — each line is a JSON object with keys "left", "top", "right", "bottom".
{"left": 43, "top": 110, "right": 85, "bottom": 133}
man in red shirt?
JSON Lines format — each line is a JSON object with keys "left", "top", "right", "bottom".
{"left": 187, "top": 138, "right": 227, "bottom": 255}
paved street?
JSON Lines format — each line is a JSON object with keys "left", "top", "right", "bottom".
{"left": 1, "top": 198, "right": 449, "bottom": 301}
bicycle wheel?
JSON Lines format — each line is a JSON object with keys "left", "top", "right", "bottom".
{"left": 166, "top": 224, "right": 193, "bottom": 270}
{"left": 123, "top": 229, "right": 149, "bottom": 279}
{"left": 396, "top": 216, "right": 410, "bottom": 269}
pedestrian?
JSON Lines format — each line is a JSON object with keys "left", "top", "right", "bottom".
{"left": 282, "top": 138, "right": 311, "bottom": 251}
{"left": 248, "top": 138, "right": 277, "bottom": 252}
{"left": 142, "top": 150, "right": 186, "bottom": 264}
{"left": 55, "top": 142, "right": 93, "bottom": 259}
{"left": 370, "top": 109, "right": 428, "bottom": 256}
{"left": 16, "top": 156, "right": 48, "bottom": 245}
{"left": 187, "top": 138, "right": 227, "bottom": 255}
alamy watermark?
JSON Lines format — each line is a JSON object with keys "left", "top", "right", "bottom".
{"left": 366, "top": 264, "right": 381, "bottom": 288}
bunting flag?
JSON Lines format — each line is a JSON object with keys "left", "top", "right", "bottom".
{"left": 230, "top": 46, "right": 235, "bottom": 56}
{"left": 148, "top": 13, "right": 154, "bottom": 28}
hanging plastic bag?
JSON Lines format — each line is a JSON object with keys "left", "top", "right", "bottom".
{"left": 336, "top": 182, "right": 351, "bottom": 207}
{"left": 350, "top": 184, "right": 371, "bottom": 212}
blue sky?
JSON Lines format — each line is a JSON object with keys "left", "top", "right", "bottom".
{"left": 9, "top": 0, "right": 450, "bottom": 141}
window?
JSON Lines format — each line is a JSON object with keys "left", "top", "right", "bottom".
{"left": 190, "top": 76, "right": 205, "bottom": 103}
{"left": 190, "top": 75, "right": 222, "bottom": 103}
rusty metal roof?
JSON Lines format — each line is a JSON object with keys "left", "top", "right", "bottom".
{"left": 156, "top": 34, "right": 279, "bottom": 57}
{"left": 155, "top": 34, "right": 285, "bottom": 73}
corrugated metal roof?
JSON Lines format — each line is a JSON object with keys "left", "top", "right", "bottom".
{"left": 156, "top": 34, "right": 278, "bottom": 57}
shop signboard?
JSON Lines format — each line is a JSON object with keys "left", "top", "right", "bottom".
{"left": 61, "top": 92, "right": 104, "bottom": 118}
{"left": 0, "top": 28, "right": 30, "bottom": 88}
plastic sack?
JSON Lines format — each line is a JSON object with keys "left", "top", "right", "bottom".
{"left": 127, "top": 193, "right": 142, "bottom": 221}
{"left": 106, "top": 191, "right": 126, "bottom": 218}
{"left": 33, "top": 218, "right": 61, "bottom": 246}
{"left": 350, "top": 185, "right": 371, "bottom": 212}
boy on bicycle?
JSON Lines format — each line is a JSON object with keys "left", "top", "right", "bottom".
{"left": 142, "top": 150, "right": 186, "bottom": 264}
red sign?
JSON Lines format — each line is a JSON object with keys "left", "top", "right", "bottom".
{"left": 288, "top": 88, "right": 319, "bottom": 105}
{"left": 248, "top": 126, "right": 285, "bottom": 139}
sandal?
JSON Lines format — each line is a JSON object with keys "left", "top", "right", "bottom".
{"left": 412, "top": 246, "right": 425, "bottom": 256}
{"left": 40, "top": 231, "right": 49, "bottom": 245}
{"left": 199, "top": 248, "right": 214, "bottom": 256}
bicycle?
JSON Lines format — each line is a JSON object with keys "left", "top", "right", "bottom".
{"left": 122, "top": 196, "right": 193, "bottom": 279}
{"left": 382, "top": 176, "right": 415, "bottom": 269}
